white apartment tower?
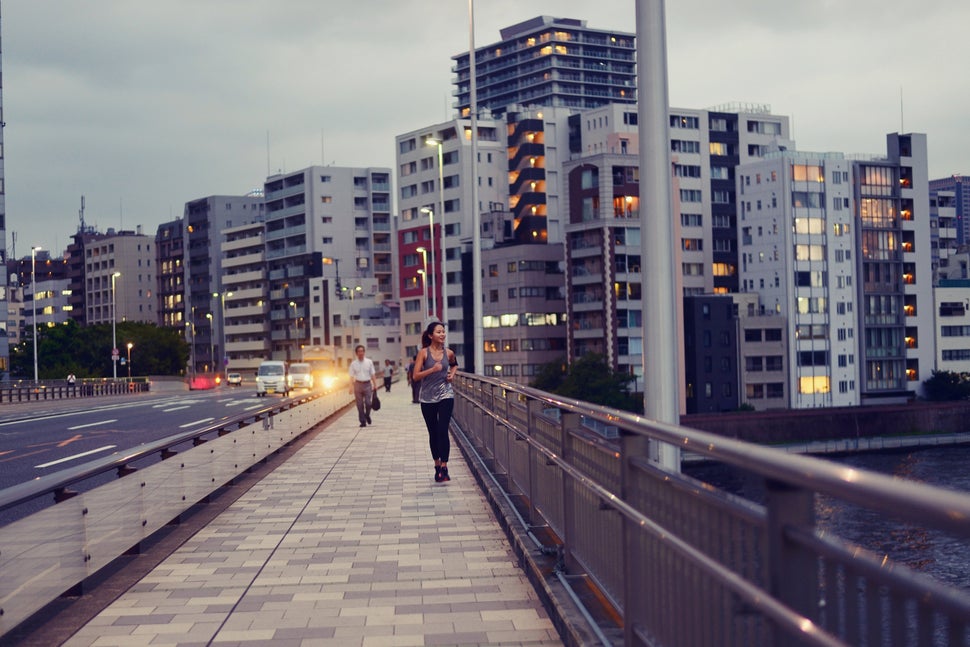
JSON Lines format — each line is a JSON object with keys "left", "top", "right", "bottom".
{"left": 738, "top": 150, "right": 860, "bottom": 408}
{"left": 262, "top": 166, "right": 391, "bottom": 362}
{"left": 737, "top": 133, "right": 935, "bottom": 406}
{"left": 395, "top": 118, "right": 506, "bottom": 365}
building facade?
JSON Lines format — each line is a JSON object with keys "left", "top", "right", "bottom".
{"left": 452, "top": 16, "right": 636, "bottom": 118}
{"left": 262, "top": 167, "right": 391, "bottom": 363}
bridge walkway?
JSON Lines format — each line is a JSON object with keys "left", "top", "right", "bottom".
{"left": 58, "top": 385, "right": 563, "bottom": 646}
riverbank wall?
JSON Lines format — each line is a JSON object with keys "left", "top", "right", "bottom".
{"left": 681, "top": 400, "right": 970, "bottom": 445}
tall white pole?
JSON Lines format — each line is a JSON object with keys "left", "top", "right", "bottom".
{"left": 111, "top": 272, "right": 120, "bottom": 379}
{"left": 31, "top": 246, "right": 40, "bottom": 383}
{"left": 637, "top": 0, "right": 680, "bottom": 470}
{"left": 421, "top": 207, "right": 437, "bottom": 321}
{"left": 417, "top": 247, "right": 429, "bottom": 318}
{"left": 469, "top": 0, "right": 484, "bottom": 374}
{"left": 435, "top": 142, "right": 447, "bottom": 324}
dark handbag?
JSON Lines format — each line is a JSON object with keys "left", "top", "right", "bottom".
{"left": 371, "top": 391, "right": 381, "bottom": 411}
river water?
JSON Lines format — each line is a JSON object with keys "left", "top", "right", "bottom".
{"left": 683, "top": 443, "right": 970, "bottom": 590}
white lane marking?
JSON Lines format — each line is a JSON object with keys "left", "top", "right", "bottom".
{"left": 244, "top": 403, "right": 266, "bottom": 411}
{"left": 179, "top": 418, "right": 215, "bottom": 429}
{"left": 36, "top": 445, "right": 117, "bottom": 469}
{"left": 67, "top": 419, "right": 118, "bottom": 430}
{"left": 162, "top": 405, "right": 191, "bottom": 412}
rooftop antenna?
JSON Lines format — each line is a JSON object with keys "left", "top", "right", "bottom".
{"left": 266, "top": 130, "right": 271, "bottom": 177}
{"left": 79, "top": 195, "right": 86, "bottom": 233}
{"left": 10, "top": 230, "right": 15, "bottom": 260}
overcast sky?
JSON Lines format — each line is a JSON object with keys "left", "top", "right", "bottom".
{"left": 3, "top": 0, "right": 967, "bottom": 258}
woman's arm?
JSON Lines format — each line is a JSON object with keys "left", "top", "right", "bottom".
{"left": 446, "top": 350, "right": 458, "bottom": 382}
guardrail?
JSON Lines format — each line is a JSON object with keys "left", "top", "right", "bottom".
{"left": 452, "top": 374, "right": 970, "bottom": 647}
{"left": 0, "top": 388, "right": 352, "bottom": 638}
{"left": 0, "top": 378, "right": 150, "bottom": 403}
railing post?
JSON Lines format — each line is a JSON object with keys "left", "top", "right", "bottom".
{"left": 559, "top": 411, "right": 582, "bottom": 575}
{"left": 765, "top": 479, "right": 818, "bottom": 628}
{"left": 621, "top": 429, "right": 651, "bottom": 645}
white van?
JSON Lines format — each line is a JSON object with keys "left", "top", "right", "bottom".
{"left": 289, "top": 362, "right": 314, "bottom": 390}
{"left": 255, "top": 360, "right": 289, "bottom": 396}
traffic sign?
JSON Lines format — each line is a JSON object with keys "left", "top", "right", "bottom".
{"left": 111, "top": 348, "right": 120, "bottom": 359}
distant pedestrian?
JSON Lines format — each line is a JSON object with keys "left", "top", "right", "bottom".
{"left": 406, "top": 355, "right": 419, "bottom": 403}
{"left": 413, "top": 322, "right": 458, "bottom": 483}
{"left": 383, "top": 359, "right": 393, "bottom": 393}
{"left": 348, "top": 345, "right": 378, "bottom": 427}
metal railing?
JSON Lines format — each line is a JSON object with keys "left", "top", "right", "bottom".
{"left": 0, "top": 378, "right": 150, "bottom": 403}
{"left": 452, "top": 373, "right": 970, "bottom": 647}
{"left": 0, "top": 388, "right": 352, "bottom": 638}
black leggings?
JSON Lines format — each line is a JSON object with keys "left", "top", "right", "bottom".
{"left": 420, "top": 398, "right": 454, "bottom": 463}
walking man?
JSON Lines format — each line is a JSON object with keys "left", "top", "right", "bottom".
{"left": 349, "top": 345, "right": 378, "bottom": 427}
{"left": 383, "top": 359, "right": 393, "bottom": 393}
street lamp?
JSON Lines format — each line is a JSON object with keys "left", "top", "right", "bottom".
{"left": 287, "top": 301, "right": 297, "bottom": 362}
{"left": 111, "top": 272, "right": 121, "bottom": 379}
{"left": 126, "top": 342, "right": 133, "bottom": 380}
{"left": 31, "top": 246, "right": 42, "bottom": 384}
{"left": 416, "top": 269, "right": 428, "bottom": 321}
{"left": 205, "top": 313, "right": 214, "bottom": 372}
{"left": 419, "top": 207, "right": 438, "bottom": 320}
{"left": 416, "top": 246, "right": 429, "bottom": 317}
{"left": 213, "top": 291, "right": 233, "bottom": 373}
{"left": 426, "top": 137, "right": 447, "bottom": 323}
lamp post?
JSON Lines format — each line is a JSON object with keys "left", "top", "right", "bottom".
{"left": 416, "top": 246, "right": 429, "bottom": 318}
{"left": 287, "top": 301, "right": 297, "bottom": 362}
{"left": 426, "top": 138, "right": 447, "bottom": 324}
{"left": 416, "top": 269, "right": 428, "bottom": 321}
{"left": 213, "top": 291, "right": 233, "bottom": 373}
{"left": 205, "top": 313, "right": 214, "bottom": 372}
{"left": 126, "top": 342, "right": 133, "bottom": 380}
{"left": 419, "top": 207, "right": 438, "bottom": 321}
{"left": 111, "top": 272, "right": 121, "bottom": 379}
{"left": 31, "top": 246, "right": 41, "bottom": 383}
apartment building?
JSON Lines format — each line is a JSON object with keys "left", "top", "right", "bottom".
{"left": 929, "top": 175, "right": 970, "bottom": 246}
{"left": 220, "top": 221, "right": 269, "bottom": 376}
{"left": 929, "top": 188, "right": 959, "bottom": 284}
{"left": 184, "top": 195, "right": 263, "bottom": 373}
{"left": 452, "top": 16, "right": 636, "bottom": 119}
{"left": 262, "top": 166, "right": 392, "bottom": 363}
{"left": 736, "top": 133, "right": 934, "bottom": 406}
{"left": 395, "top": 120, "right": 506, "bottom": 365}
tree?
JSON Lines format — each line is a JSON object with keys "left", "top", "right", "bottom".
{"left": 922, "top": 370, "right": 970, "bottom": 401}
{"left": 531, "top": 353, "right": 641, "bottom": 414}
{"left": 11, "top": 320, "right": 189, "bottom": 380}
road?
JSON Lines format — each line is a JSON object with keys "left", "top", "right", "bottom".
{"left": 0, "top": 383, "right": 285, "bottom": 493}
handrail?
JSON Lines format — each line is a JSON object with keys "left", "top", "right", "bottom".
{"left": 501, "top": 379, "right": 970, "bottom": 538}
{"left": 452, "top": 373, "right": 970, "bottom": 646}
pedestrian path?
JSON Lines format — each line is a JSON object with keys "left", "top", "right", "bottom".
{"left": 62, "top": 384, "right": 563, "bottom": 647}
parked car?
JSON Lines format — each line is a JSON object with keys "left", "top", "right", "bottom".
{"left": 226, "top": 372, "right": 243, "bottom": 386}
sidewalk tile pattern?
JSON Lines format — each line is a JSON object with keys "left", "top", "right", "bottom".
{"left": 63, "top": 387, "right": 563, "bottom": 647}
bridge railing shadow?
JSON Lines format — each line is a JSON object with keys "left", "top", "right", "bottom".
{"left": 452, "top": 373, "right": 970, "bottom": 647}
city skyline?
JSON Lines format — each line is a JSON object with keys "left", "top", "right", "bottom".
{"left": 3, "top": 0, "right": 967, "bottom": 256}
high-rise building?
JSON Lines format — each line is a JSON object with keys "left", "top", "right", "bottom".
{"left": 929, "top": 175, "right": 970, "bottom": 245}
{"left": 736, "top": 133, "right": 934, "bottom": 406}
{"left": 395, "top": 120, "right": 506, "bottom": 365}
{"left": 156, "top": 219, "right": 185, "bottom": 330}
{"left": 452, "top": 16, "right": 636, "bottom": 118}
{"left": 261, "top": 167, "right": 391, "bottom": 362}
{"left": 184, "top": 195, "right": 263, "bottom": 374}
{"left": 219, "top": 220, "right": 268, "bottom": 376}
